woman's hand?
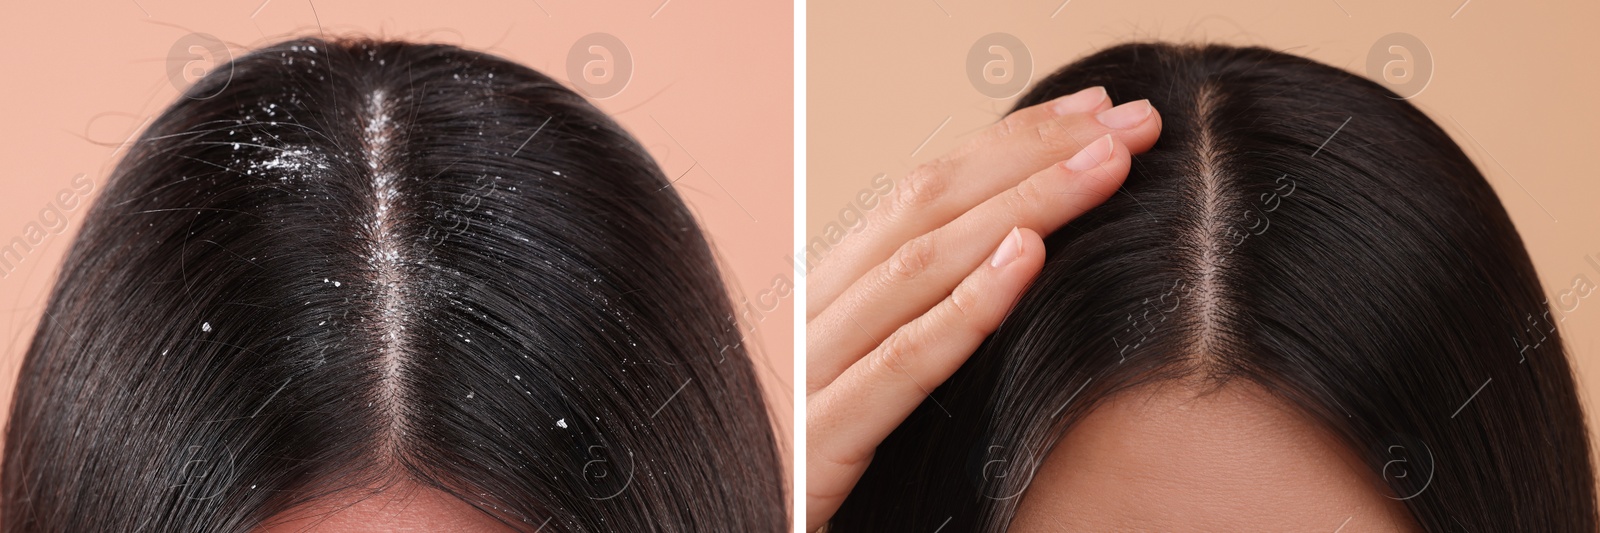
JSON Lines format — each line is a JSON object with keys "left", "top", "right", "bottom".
{"left": 805, "top": 86, "right": 1163, "bottom": 531}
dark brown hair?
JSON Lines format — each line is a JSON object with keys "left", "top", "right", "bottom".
{"left": 831, "top": 42, "right": 1594, "bottom": 532}
{"left": 4, "top": 37, "right": 784, "bottom": 532}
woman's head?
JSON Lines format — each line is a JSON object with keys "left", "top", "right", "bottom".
{"left": 831, "top": 42, "right": 1593, "bottom": 531}
{"left": 3, "top": 37, "right": 783, "bottom": 531}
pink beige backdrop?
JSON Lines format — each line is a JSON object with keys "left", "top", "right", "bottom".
{"left": 809, "top": 0, "right": 1600, "bottom": 469}
{"left": 0, "top": 0, "right": 792, "bottom": 476}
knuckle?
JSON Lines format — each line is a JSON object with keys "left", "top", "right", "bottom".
{"left": 1032, "top": 118, "right": 1081, "bottom": 156}
{"left": 868, "top": 326, "right": 923, "bottom": 378}
{"left": 894, "top": 161, "right": 949, "bottom": 213}
{"left": 886, "top": 235, "right": 936, "bottom": 283}
{"left": 947, "top": 281, "right": 985, "bottom": 323}
{"left": 948, "top": 279, "right": 1007, "bottom": 338}
{"left": 993, "top": 111, "right": 1032, "bottom": 139}
{"left": 1006, "top": 178, "right": 1045, "bottom": 215}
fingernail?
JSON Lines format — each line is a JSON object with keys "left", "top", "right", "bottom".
{"left": 1096, "top": 99, "right": 1153, "bottom": 129}
{"left": 1050, "top": 86, "right": 1107, "bottom": 115}
{"left": 1063, "top": 134, "right": 1114, "bottom": 171}
{"left": 990, "top": 227, "right": 1023, "bottom": 268}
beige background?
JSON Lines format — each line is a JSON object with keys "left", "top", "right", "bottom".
{"left": 809, "top": 0, "right": 1600, "bottom": 466}
{"left": 0, "top": 0, "right": 792, "bottom": 473}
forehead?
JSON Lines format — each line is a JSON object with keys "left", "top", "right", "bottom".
{"left": 259, "top": 484, "right": 519, "bottom": 532}
{"left": 1009, "top": 382, "right": 1417, "bottom": 532}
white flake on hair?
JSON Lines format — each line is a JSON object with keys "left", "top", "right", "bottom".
{"left": 251, "top": 146, "right": 329, "bottom": 181}
{"left": 363, "top": 88, "right": 411, "bottom": 451}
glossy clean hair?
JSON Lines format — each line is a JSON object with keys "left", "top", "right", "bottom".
{"left": 831, "top": 42, "right": 1594, "bottom": 531}
{"left": 3, "top": 37, "right": 783, "bottom": 532}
